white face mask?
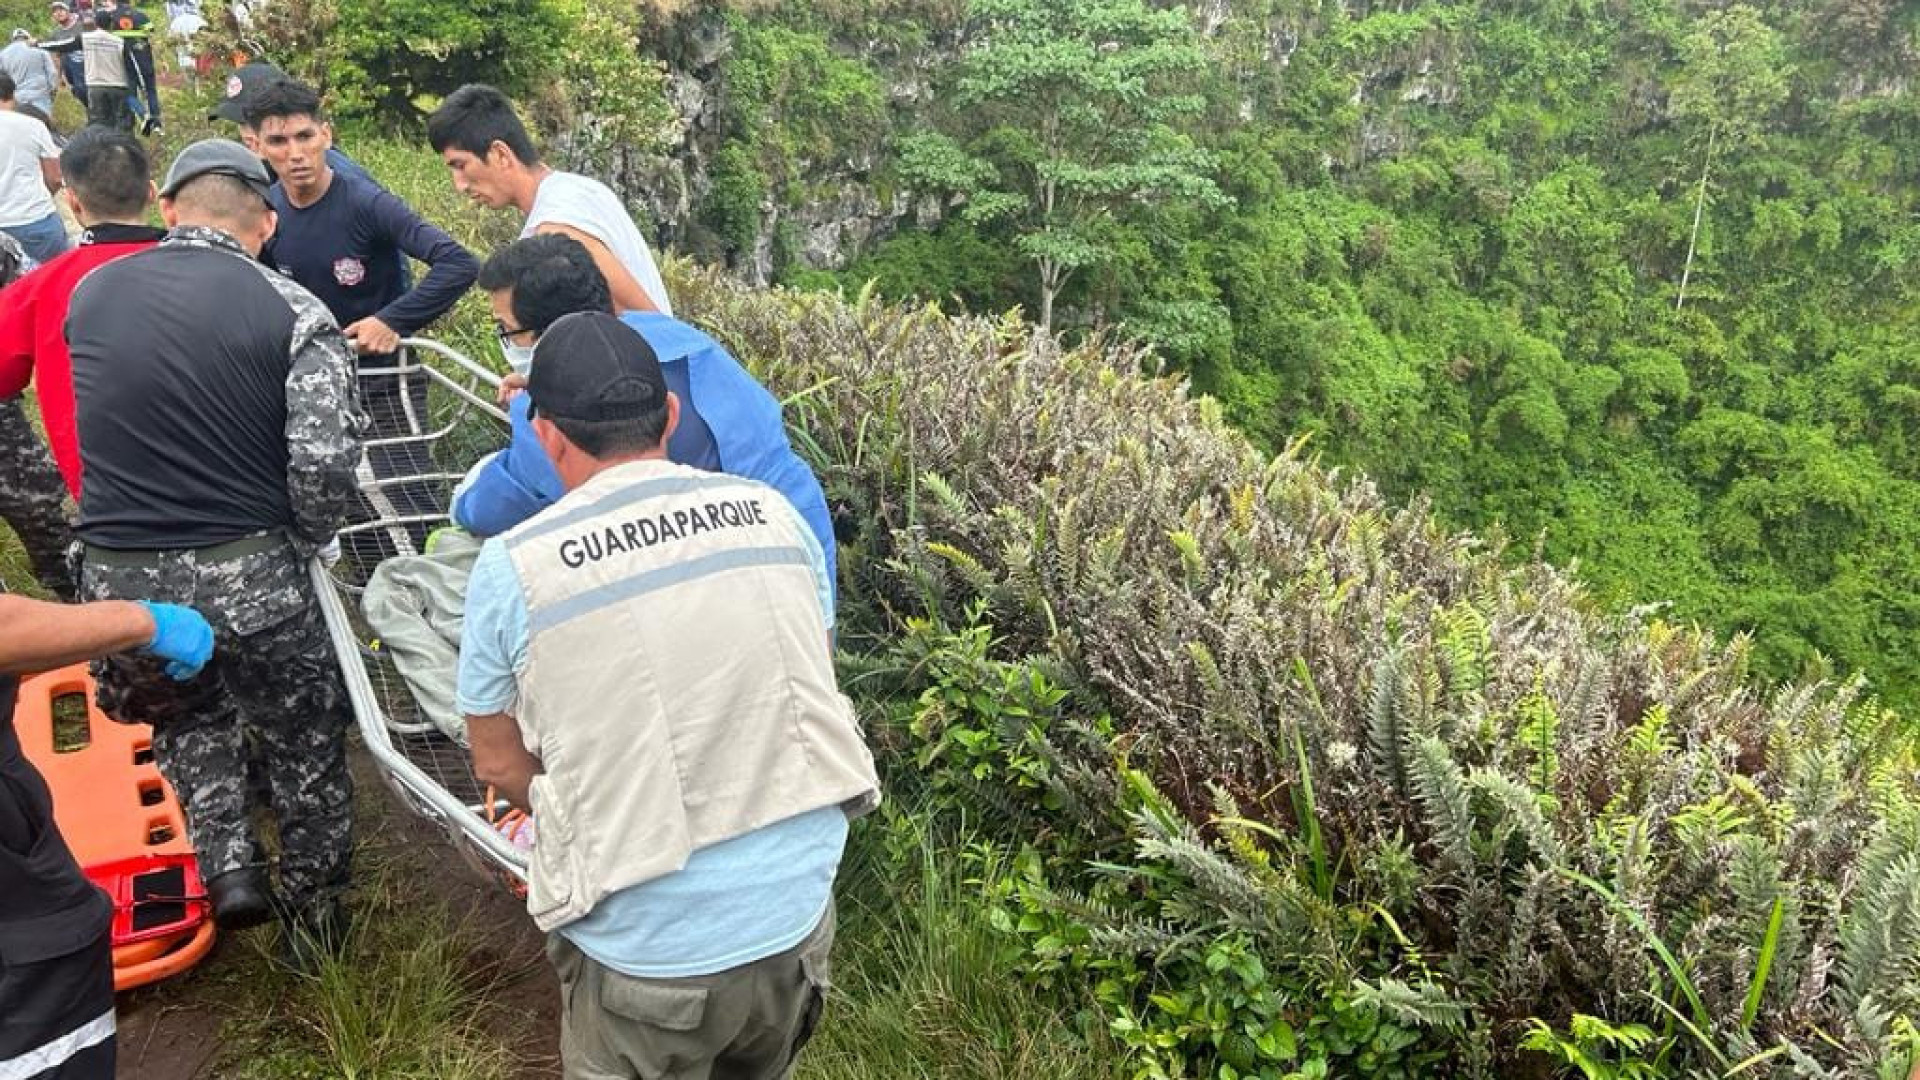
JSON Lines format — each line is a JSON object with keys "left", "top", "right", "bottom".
{"left": 503, "top": 342, "right": 536, "bottom": 377}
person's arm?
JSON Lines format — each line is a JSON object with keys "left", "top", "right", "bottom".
{"left": 451, "top": 452, "right": 550, "bottom": 538}
{"left": 456, "top": 540, "right": 540, "bottom": 812}
{"left": 777, "top": 492, "right": 836, "bottom": 636}
{"left": 344, "top": 187, "right": 478, "bottom": 354}
{"left": 0, "top": 594, "right": 212, "bottom": 678}
{"left": 0, "top": 283, "right": 39, "bottom": 399}
{"left": 532, "top": 221, "right": 660, "bottom": 314}
{"left": 467, "top": 712, "right": 541, "bottom": 812}
{"left": 449, "top": 396, "right": 561, "bottom": 536}
{"left": 0, "top": 595, "right": 150, "bottom": 672}
{"left": 282, "top": 302, "right": 366, "bottom": 545}
{"left": 35, "top": 122, "right": 59, "bottom": 196}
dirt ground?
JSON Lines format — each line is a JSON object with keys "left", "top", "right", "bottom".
{"left": 110, "top": 747, "right": 564, "bottom": 1079}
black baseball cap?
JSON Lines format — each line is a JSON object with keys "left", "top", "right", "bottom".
{"left": 526, "top": 312, "right": 668, "bottom": 423}
{"left": 208, "top": 61, "right": 288, "bottom": 123}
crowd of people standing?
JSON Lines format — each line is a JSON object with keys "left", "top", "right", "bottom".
{"left": 0, "top": 46, "right": 876, "bottom": 1080}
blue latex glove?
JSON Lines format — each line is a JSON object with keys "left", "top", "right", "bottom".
{"left": 140, "top": 602, "right": 214, "bottom": 681}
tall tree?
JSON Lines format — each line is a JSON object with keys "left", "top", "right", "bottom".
{"left": 896, "top": 0, "right": 1225, "bottom": 333}
{"left": 1667, "top": 5, "right": 1791, "bottom": 310}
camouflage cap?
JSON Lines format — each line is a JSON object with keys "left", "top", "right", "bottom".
{"left": 160, "top": 139, "right": 272, "bottom": 202}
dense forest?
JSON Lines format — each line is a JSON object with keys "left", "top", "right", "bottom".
{"left": 588, "top": 0, "right": 1919, "bottom": 717}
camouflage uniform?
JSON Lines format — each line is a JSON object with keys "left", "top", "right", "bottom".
{"left": 0, "top": 230, "right": 72, "bottom": 600}
{"left": 80, "top": 544, "right": 352, "bottom": 908}
{"left": 0, "top": 397, "right": 74, "bottom": 600}
{"left": 77, "top": 225, "right": 366, "bottom": 917}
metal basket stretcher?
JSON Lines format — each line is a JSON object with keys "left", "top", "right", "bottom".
{"left": 310, "top": 338, "right": 529, "bottom": 891}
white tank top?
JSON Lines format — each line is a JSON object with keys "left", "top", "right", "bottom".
{"left": 521, "top": 171, "right": 673, "bottom": 317}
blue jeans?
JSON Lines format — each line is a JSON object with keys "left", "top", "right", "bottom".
{"left": 1, "top": 212, "right": 68, "bottom": 265}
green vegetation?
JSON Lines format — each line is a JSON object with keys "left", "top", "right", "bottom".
{"left": 893, "top": 0, "right": 1226, "bottom": 332}
{"left": 670, "top": 0, "right": 1920, "bottom": 719}
{"left": 795, "top": 810, "right": 1121, "bottom": 1080}
{"left": 203, "top": 885, "right": 516, "bottom": 1080}
{"left": 676, "top": 264, "right": 1920, "bottom": 1077}
{"left": 210, "top": 0, "right": 561, "bottom": 121}
{"left": 208, "top": 0, "right": 673, "bottom": 143}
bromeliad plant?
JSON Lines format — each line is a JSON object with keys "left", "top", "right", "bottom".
{"left": 673, "top": 265, "right": 1920, "bottom": 1077}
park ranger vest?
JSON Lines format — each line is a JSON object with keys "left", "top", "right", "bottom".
{"left": 503, "top": 459, "right": 879, "bottom": 932}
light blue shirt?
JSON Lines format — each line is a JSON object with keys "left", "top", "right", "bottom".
{"left": 455, "top": 484, "right": 841, "bottom": 977}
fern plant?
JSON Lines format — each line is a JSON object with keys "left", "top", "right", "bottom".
{"left": 667, "top": 263, "right": 1920, "bottom": 1076}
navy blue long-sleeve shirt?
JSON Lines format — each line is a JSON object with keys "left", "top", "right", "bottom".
{"left": 315, "top": 148, "right": 410, "bottom": 289}
{"left": 263, "top": 167, "right": 477, "bottom": 340}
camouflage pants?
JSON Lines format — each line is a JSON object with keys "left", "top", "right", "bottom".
{"left": 77, "top": 539, "right": 354, "bottom": 915}
{"left": 0, "top": 397, "right": 74, "bottom": 600}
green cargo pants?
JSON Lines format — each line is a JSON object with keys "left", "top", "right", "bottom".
{"left": 547, "top": 904, "right": 833, "bottom": 1080}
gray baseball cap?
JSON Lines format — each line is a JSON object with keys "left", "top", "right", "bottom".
{"left": 160, "top": 139, "right": 272, "bottom": 202}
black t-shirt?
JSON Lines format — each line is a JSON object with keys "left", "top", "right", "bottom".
{"left": 0, "top": 649, "right": 113, "bottom": 963}
{"left": 69, "top": 239, "right": 302, "bottom": 549}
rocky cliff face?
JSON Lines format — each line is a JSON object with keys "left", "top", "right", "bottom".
{"left": 563, "top": 6, "right": 950, "bottom": 286}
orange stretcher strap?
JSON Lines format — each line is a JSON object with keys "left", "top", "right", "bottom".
{"left": 485, "top": 786, "right": 532, "bottom": 899}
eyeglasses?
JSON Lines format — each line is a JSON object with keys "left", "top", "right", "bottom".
{"left": 494, "top": 321, "right": 537, "bottom": 354}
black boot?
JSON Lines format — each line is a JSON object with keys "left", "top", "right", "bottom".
{"left": 279, "top": 897, "right": 353, "bottom": 975}
{"left": 205, "top": 867, "right": 273, "bottom": 931}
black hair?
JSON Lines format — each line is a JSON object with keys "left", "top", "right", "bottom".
{"left": 241, "top": 78, "right": 324, "bottom": 129}
{"left": 542, "top": 408, "right": 670, "bottom": 459}
{"left": 478, "top": 234, "right": 611, "bottom": 336}
{"left": 0, "top": 73, "right": 14, "bottom": 103}
{"left": 0, "top": 234, "right": 26, "bottom": 288}
{"left": 426, "top": 84, "right": 539, "bottom": 166}
{"left": 61, "top": 127, "right": 150, "bottom": 220}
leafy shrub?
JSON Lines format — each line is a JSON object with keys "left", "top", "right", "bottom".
{"left": 534, "top": 0, "right": 678, "bottom": 169}
{"left": 671, "top": 265, "right": 1920, "bottom": 1077}
{"left": 210, "top": 0, "right": 667, "bottom": 136}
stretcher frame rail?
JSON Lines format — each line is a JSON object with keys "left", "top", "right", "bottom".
{"left": 314, "top": 338, "right": 529, "bottom": 886}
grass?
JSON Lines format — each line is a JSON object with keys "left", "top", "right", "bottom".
{"left": 141, "top": 766, "right": 1126, "bottom": 1078}
{"left": 101, "top": 751, "right": 539, "bottom": 1079}
{"left": 798, "top": 812, "right": 1122, "bottom": 1080}
{"left": 193, "top": 880, "right": 520, "bottom": 1080}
